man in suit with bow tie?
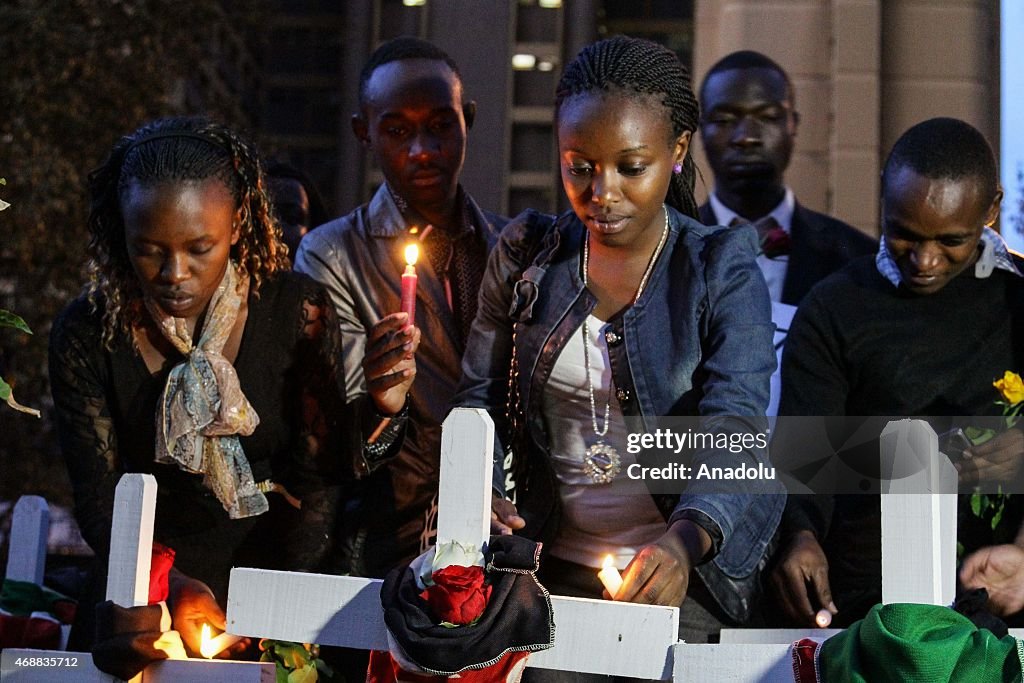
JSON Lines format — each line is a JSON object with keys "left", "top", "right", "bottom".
{"left": 697, "top": 50, "right": 876, "bottom": 305}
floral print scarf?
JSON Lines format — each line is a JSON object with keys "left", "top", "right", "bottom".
{"left": 144, "top": 264, "right": 266, "bottom": 519}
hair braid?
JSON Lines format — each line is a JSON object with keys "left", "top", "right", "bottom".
{"left": 85, "top": 116, "right": 288, "bottom": 349}
{"left": 556, "top": 36, "right": 700, "bottom": 219}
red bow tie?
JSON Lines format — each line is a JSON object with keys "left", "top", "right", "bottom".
{"left": 730, "top": 215, "right": 791, "bottom": 258}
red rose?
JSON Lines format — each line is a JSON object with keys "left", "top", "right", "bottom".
{"left": 148, "top": 542, "right": 176, "bottom": 604}
{"left": 760, "top": 226, "right": 792, "bottom": 259}
{"left": 419, "top": 565, "right": 492, "bottom": 626}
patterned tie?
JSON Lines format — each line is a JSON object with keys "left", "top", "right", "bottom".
{"left": 420, "top": 197, "right": 486, "bottom": 346}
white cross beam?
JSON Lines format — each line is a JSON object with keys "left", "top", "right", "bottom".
{"left": 227, "top": 408, "right": 681, "bottom": 679}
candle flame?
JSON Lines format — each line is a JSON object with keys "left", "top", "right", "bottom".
{"left": 602, "top": 554, "right": 615, "bottom": 570}
{"left": 200, "top": 623, "right": 213, "bottom": 658}
{"left": 405, "top": 243, "right": 419, "bottom": 266}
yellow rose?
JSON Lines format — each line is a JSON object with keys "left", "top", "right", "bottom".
{"left": 994, "top": 371, "right": 1024, "bottom": 405}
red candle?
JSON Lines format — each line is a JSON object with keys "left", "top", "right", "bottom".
{"left": 401, "top": 243, "right": 419, "bottom": 321}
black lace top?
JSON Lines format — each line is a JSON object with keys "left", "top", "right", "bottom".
{"left": 49, "top": 271, "right": 354, "bottom": 599}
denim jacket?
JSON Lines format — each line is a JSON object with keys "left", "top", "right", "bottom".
{"left": 454, "top": 207, "right": 786, "bottom": 622}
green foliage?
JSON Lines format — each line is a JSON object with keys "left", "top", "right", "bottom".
{"left": 258, "top": 640, "right": 336, "bottom": 683}
{"left": 958, "top": 383, "right": 1022, "bottom": 560}
{"left": 0, "top": 310, "right": 32, "bottom": 336}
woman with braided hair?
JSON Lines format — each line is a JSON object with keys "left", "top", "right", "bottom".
{"left": 50, "top": 117, "right": 417, "bottom": 661}
{"left": 456, "top": 36, "right": 783, "bottom": 648}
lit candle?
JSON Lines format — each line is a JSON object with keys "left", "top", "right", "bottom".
{"left": 597, "top": 554, "right": 623, "bottom": 598}
{"left": 402, "top": 243, "right": 419, "bottom": 321}
{"left": 815, "top": 609, "right": 833, "bottom": 628}
{"left": 199, "top": 623, "right": 243, "bottom": 659}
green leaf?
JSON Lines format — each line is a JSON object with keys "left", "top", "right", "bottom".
{"left": 288, "top": 663, "right": 318, "bottom": 683}
{"left": 271, "top": 642, "right": 308, "bottom": 670}
{"left": 964, "top": 426, "right": 996, "bottom": 445}
{"left": 991, "top": 505, "right": 1004, "bottom": 531}
{"left": 971, "top": 494, "right": 982, "bottom": 516}
{"left": 0, "top": 377, "right": 10, "bottom": 401}
{"left": 0, "top": 310, "right": 31, "bottom": 335}
{"left": 276, "top": 665, "right": 290, "bottom": 683}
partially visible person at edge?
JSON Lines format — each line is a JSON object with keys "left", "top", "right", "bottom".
{"left": 698, "top": 50, "right": 876, "bottom": 305}
{"left": 454, "top": 36, "right": 785, "bottom": 656}
{"left": 266, "top": 160, "right": 329, "bottom": 259}
{"left": 295, "top": 37, "right": 508, "bottom": 579}
{"left": 769, "top": 117, "right": 1024, "bottom": 629}
{"left": 49, "top": 116, "right": 417, "bottom": 656}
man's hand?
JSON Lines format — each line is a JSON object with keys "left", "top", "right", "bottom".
{"left": 364, "top": 312, "right": 421, "bottom": 416}
{"left": 167, "top": 570, "right": 248, "bottom": 658}
{"left": 957, "top": 428, "right": 1024, "bottom": 485}
{"left": 614, "top": 520, "right": 709, "bottom": 607}
{"left": 770, "top": 530, "right": 837, "bottom": 627}
{"left": 960, "top": 544, "right": 1024, "bottom": 617}
{"left": 490, "top": 495, "right": 526, "bottom": 535}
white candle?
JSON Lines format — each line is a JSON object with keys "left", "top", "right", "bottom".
{"left": 199, "top": 623, "right": 243, "bottom": 659}
{"left": 815, "top": 609, "right": 833, "bottom": 628}
{"left": 597, "top": 555, "right": 623, "bottom": 598}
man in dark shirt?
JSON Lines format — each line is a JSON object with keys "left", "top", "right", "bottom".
{"left": 697, "top": 51, "right": 875, "bottom": 305}
{"left": 770, "top": 117, "right": 1024, "bottom": 627}
{"left": 295, "top": 37, "right": 507, "bottom": 577}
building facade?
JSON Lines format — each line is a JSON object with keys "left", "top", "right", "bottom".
{"left": 262, "top": 0, "right": 999, "bottom": 237}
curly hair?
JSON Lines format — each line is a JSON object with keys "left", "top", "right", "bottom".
{"left": 86, "top": 116, "right": 289, "bottom": 348}
{"left": 555, "top": 35, "right": 701, "bottom": 219}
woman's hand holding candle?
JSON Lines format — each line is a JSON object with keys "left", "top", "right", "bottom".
{"left": 364, "top": 312, "right": 421, "bottom": 416}
{"left": 167, "top": 569, "right": 249, "bottom": 658}
{"left": 608, "top": 520, "right": 709, "bottom": 607}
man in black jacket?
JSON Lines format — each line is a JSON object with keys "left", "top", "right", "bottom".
{"left": 698, "top": 50, "right": 876, "bottom": 305}
{"left": 770, "top": 117, "right": 1024, "bottom": 627}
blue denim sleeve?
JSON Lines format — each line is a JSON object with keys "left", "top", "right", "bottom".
{"left": 667, "top": 224, "right": 786, "bottom": 577}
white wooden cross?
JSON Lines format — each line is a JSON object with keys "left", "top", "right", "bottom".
{"left": 227, "top": 408, "right": 682, "bottom": 679}
{"left": 678, "top": 419, "right": 1024, "bottom": 679}
{"left": 1, "top": 475, "right": 275, "bottom": 682}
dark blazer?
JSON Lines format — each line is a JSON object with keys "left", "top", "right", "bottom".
{"left": 698, "top": 201, "right": 877, "bottom": 306}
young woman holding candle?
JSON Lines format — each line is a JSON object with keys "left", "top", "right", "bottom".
{"left": 456, "top": 36, "right": 785, "bottom": 649}
{"left": 49, "top": 116, "right": 417, "bottom": 659}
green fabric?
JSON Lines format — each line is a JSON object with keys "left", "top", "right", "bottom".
{"left": 0, "top": 578, "right": 71, "bottom": 618}
{"left": 821, "top": 603, "right": 1024, "bottom": 682}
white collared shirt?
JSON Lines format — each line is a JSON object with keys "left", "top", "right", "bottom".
{"left": 709, "top": 188, "right": 795, "bottom": 303}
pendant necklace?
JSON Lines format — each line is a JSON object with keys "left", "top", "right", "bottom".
{"left": 580, "top": 205, "right": 669, "bottom": 484}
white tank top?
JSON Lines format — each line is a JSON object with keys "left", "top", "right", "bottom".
{"left": 542, "top": 314, "right": 666, "bottom": 570}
